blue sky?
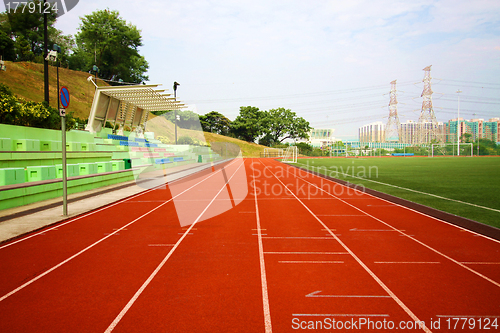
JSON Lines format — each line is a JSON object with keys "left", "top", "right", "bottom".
{"left": 4, "top": 0, "right": 500, "bottom": 140}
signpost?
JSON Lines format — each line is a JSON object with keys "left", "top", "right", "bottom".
{"left": 60, "top": 86, "right": 70, "bottom": 216}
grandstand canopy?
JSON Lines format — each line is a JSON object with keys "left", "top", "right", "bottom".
{"left": 85, "top": 81, "right": 186, "bottom": 134}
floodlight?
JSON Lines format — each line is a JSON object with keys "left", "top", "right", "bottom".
{"left": 45, "top": 50, "right": 58, "bottom": 62}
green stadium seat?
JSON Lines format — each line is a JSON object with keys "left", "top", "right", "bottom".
{"left": 0, "top": 167, "right": 25, "bottom": 186}
{"left": 26, "top": 165, "right": 56, "bottom": 182}
{"left": 96, "top": 161, "right": 113, "bottom": 173}
{"left": 55, "top": 164, "right": 80, "bottom": 178}
{"left": 40, "top": 140, "right": 62, "bottom": 151}
{"left": 112, "top": 161, "right": 125, "bottom": 171}
{"left": 0, "top": 138, "right": 11, "bottom": 151}
{"left": 66, "top": 142, "right": 82, "bottom": 151}
{"left": 78, "top": 163, "right": 97, "bottom": 175}
{"left": 12, "top": 139, "right": 40, "bottom": 151}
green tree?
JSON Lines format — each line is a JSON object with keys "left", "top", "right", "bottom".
{"left": 72, "top": 9, "right": 149, "bottom": 83}
{"left": 157, "top": 110, "right": 201, "bottom": 130}
{"left": 231, "top": 106, "right": 266, "bottom": 142}
{"left": 199, "top": 111, "right": 231, "bottom": 135}
{"left": 5, "top": 1, "right": 57, "bottom": 60}
{"left": 262, "top": 107, "right": 311, "bottom": 143}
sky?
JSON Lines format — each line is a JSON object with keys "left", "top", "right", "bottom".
{"left": 4, "top": 0, "right": 500, "bottom": 140}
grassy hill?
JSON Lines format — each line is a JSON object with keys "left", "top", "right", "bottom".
{"left": 0, "top": 61, "right": 267, "bottom": 157}
{"left": 0, "top": 60, "right": 106, "bottom": 119}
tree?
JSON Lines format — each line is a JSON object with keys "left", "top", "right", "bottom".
{"left": 157, "top": 110, "right": 201, "bottom": 130}
{"left": 72, "top": 9, "right": 148, "bottom": 83}
{"left": 199, "top": 111, "right": 231, "bottom": 135}
{"left": 262, "top": 107, "right": 311, "bottom": 143}
{"left": 231, "top": 106, "right": 266, "bottom": 142}
{"left": 4, "top": 1, "right": 58, "bottom": 62}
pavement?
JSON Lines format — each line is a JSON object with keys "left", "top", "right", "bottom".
{"left": 0, "top": 161, "right": 225, "bottom": 244}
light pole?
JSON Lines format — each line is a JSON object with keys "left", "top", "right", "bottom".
{"left": 457, "top": 89, "right": 462, "bottom": 156}
{"left": 47, "top": 44, "right": 67, "bottom": 216}
{"left": 173, "top": 81, "right": 180, "bottom": 144}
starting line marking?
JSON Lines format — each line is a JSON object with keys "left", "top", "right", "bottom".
{"left": 279, "top": 261, "right": 344, "bottom": 264}
{"left": 265, "top": 252, "right": 348, "bottom": 255}
{"left": 350, "top": 228, "right": 404, "bottom": 232}
{"left": 306, "top": 290, "right": 391, "bottom": 298}
{"left": 262, "top": 236, "right": 334, "bottom": 240}
{"left": 147, "top": 244, "right": 174, "bottom": 247}
{"left": 374, "top": 261, "right": 441, "bottom": 264}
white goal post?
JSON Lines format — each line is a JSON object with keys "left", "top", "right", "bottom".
{"left": 281, "top": 146, "right": 298, "bottom": 163}
{"left": 431, "top": 143, "right": 473, "bottom": 157}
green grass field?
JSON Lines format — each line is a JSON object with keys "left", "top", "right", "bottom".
{"left": 291, "top": 156, "right": 500, "bottom": 228}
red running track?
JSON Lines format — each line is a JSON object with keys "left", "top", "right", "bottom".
{"left": 0, "top": 158, "right": 499, "bottom": 332}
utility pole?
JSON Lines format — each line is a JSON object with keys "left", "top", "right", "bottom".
{"left": 457, "top": 89, "right": 462, "bottom": 156}
{"left": 173, "top": 81, "right": 180, "bottom": 144}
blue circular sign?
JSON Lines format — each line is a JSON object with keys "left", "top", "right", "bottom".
{"left": 60, "top": 86, "right": 70, "bottom": 109}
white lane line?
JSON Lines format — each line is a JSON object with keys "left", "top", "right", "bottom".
{"left": 104, "top": 159, "right": 246, "bottom": 333}
{"left": 460, "top": 262, "right": 500, "bottom": 265}
{"left": 317, "top": 214, "right": 366, "bottom": 217}
{"left": 147, "top": 244, "right": 174, "bottom": 247}
{"left": 350, "top": 228, "right": 403, "bottom": 232}
{"left": 298, "top": 162, "right": 500, "bottom": 214}
{"left": 306, "top": 290, "right": 391, "bottom": 298}
{"left": 291, "top": 168, "right": 500, "bottom": 289}
{"left": 252, "top": 161, "right": 273, "bottom": 333}
{"left": 262, "top": 160, "right": 431, "bottom": 333}
{"left": 297, "top": 164, "right": 500, "bottom": 245}
{"left": 264, "top": 252, "right": 348, "bottom": 255}
{"left": 0, "top": 186, "right": 161, "bottom": 250}
{"left": 262, "top": 236, "right": 334, "bottom": 240}
{"left": 374, "top": 262, "right": 441, "bottom": 264}
{"left": 293, "top": 313, "right": 389, "bottom": 317}
{"left": 0, "top": 159, "right": 240, "bottom": 304}
{"left": 279, "top": 261, "right": 344, "bottom": 264}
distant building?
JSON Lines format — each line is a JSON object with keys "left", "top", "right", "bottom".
{"left": 358, "top": 121, "right": 385, "bottom": 142}
{"left": 305, "top": 128, "right": 335, "bottom": 147}
{"left": 447, "top": 118, "right": 500, "bottom": 142}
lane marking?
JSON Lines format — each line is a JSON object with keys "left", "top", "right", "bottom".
{"left": 290, "top": 166, "right": 500, "bottom": 289}
{"left": 374, "top": 262, "right": 441, "bottom": 264}
{"left": 317, "top": 214, "right": 365, "bottom": 216}
{"left": 460, "top": 262, "right": 500, "bottom": 265}
{"left": 298, "top": 162, "right": 500, "bottom": 214}
{"left": 279, "top": 261, "right": 343, "bottom": 264}
{"left": 264, "top": 252, "right": 348, "bottom": 255}
{"left": 261, "top": 160, "right": 432, "bottom": 333}
{"left": 0, "top": 186, "right": 162, "bottom": 250}
{"left": 0, "top": 159, "right": 241, "bottom": 304}
{"left": 147, "top": 244, "right": 174, "bottom": 247}
{"left": 252, "top": 161, "right": 273, "bottom": 333}
{"left": 296, "top": 163, "right": 500, "bottom": 245}
{"left": 350, "top": 228, "right": 403, "bottom": 232}
{"left": 306, "top": 290, "right": 391, "bottom": 298}
{"left": 105, "top": 159, "right": 246, "bottom": 332}
{"left": 262, "top": 236, "right": 334, "bottom": 240}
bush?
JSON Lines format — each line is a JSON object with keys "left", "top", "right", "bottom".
{"left": 0, "top": 83, "right": 76, "bottom": 130}
{"left": 178, "top": 136, "right": 195, "bottom": 145}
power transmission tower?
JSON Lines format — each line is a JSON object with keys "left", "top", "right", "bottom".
{"left": 385, "top": 80, "right": 401, "bottom": 142}
{"left": 417, "top": 65, "right": 439, "bottom": 143}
